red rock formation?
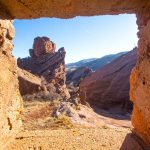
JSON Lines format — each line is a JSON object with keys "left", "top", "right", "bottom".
{"left": 80, "top": 49, "right": 136, "bottom": 110}
{"left": 18, "top": 37, "right": 70, "bottom": 100}
{"left": 30, "top": 36, "right": 56, "bottom": 57}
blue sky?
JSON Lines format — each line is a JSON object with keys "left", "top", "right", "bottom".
{"left": 13, "top": 14, "right": 138, "bottom": 63}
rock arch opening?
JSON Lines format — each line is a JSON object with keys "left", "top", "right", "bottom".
{"left": 0, "top": 0, "right": 150, "bottom": 149}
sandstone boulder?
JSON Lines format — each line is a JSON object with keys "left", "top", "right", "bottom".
{"left": 80, "top": 48, "right": 137, "bottom": 110}
{"left": 17, "top": 68, "right": 42, "bottom": 96}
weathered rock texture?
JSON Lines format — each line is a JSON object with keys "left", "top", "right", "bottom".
{"left": 130, "top": 9, "right": 150, "bottom": 145}
{"left": 0, "top": 0, "right": 148, "bottom": 19}
{"left": 80, "top": 49, "right": 136, "bottom": 110}
{"left": 0, "top": 20, "right": 22, "bottom": 149}
{"left": 31, "top": 36, "right": 55, "bottom": 57}
{"left": 18, "top": 68, "right": 42, "bottom": 96}
{"left": 0, "top": 0, "right": 150, "bottom": 147}
{"left": 18, "top": 37, "right": 70, "bottom": 100}
{"left": 67, "top": 67, "right": 92, "bottom": 86}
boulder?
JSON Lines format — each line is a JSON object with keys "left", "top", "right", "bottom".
{"left": 17, "top": 68, "right": 42, "bottom": 96}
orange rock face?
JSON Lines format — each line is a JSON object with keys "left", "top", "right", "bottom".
{"left": 130, "top": 10, "right": 150, "bottom": 145}
{"left": 0, "top": 20, "right": 22, "bottom": 149}
{"left": 32, "top": 37, "right": 56, "bottom": 57}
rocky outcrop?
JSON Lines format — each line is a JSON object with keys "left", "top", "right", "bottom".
{"left": 18, "top": 68, "right": 63, "bottom": 101}
{"left": 30, "top": 36, "right": 56, "bottom": 57}
{"left": 80, "top": 49, "right": 136, "bottom": 110}
{"left": 18, "top": 37, "right": 70, "bottom": 100}
{"left": 18, "top": 68, "right": 42, "bottom": 96}
{"left": 67, "top": 67, "right": 92, "bottom": 86}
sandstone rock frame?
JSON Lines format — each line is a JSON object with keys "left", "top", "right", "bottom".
{"left": 0, "top": 0, "right": 150, "bottom": 148}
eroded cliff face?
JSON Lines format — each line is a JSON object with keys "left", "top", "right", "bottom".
{"left": 0, "top": 20, "right": 22, "bottom": 149}
{"left": 130, "top": 9, "right": 150, "bottom": 145}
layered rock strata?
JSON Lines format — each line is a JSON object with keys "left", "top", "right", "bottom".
{"left": 18, "top": 37, "right": 70, "bottom": 100}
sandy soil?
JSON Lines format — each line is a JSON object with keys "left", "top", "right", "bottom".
{"left": 7, "top": 128, "right": 148, "bottom": 150}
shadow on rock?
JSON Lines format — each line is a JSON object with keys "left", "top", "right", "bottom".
{"left": 120, "top": 133, "right": 150, "bottom": 150}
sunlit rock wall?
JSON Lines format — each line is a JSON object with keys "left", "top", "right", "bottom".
{"left": 0, "top": 20, "right": 22, "bottom": 149}
{"left": 130, "top": 8, "right": 150, "bottom": 145}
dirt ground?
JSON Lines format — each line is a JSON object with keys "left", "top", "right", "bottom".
{"left": 22, "top": 100, "right": 131, "bottom": 130}
{"left": 7, "top": 128, "right": 148, "bottom": 150}
{"left": 6, "top": 100, "right": 149, "bottom": 150}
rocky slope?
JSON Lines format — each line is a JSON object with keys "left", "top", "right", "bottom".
{"left": 66, "top": 52, "right": 127, "bottom": 87}
{"left": 18, "top": 36, "right": 70, "bottom": 100}
{"left": 80, "top": 48, "right": 137, "bottom": 111}
{"left": 66, "top": 67, "right": 92, "bottom": 86}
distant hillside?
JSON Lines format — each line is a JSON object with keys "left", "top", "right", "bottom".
{"left": 66, "top": 51, "right": 128, "bottom": 71}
